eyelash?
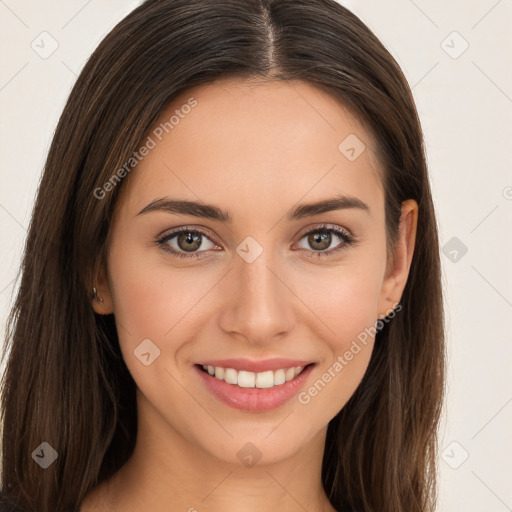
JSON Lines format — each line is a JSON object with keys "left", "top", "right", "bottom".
{"left": 155, "top": 224, "right": 357, "bottom": 260}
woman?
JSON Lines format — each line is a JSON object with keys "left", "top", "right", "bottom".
{"left": 0, "top": 0, "right": 445, "bottom": 511}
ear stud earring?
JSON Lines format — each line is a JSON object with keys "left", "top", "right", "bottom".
{"left": 91, "top": 286, "right": 104, "bottom": 303}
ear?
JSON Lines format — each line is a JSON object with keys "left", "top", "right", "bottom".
{"left": 91, "top": 262, "right": 114, "bottom": 315}
{"left": 377, "top": 199, "right": 418, "bottom": 318}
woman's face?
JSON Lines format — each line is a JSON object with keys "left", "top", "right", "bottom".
{"left": 94, "top": 78, "right": 416, "bottom": 466}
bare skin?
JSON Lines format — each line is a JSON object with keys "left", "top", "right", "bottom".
{"left": 82, "top": 78, "right": 417, "bottom": 512}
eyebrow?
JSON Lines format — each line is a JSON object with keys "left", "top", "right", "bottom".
{"left": 136, "top": 193, "right": 371, "bottom": 221}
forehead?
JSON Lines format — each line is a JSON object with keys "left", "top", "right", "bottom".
{"left": 117, "top": 78, "right": 383, "bottom": 219}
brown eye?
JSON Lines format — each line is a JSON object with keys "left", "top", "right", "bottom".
{"left": 176, "top": 231, "right": 203, "bottom": 252}
{"left": 306, "top": 231, "right": 332, "bottom": 251}
{"left": 157, "top": 228, "right": 217, "bottom": 259}
{"left": 296, "top": 225, "right": 356, "bottom": 257}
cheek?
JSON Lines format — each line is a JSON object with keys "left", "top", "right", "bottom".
{"left": 106, "top": 245, "right": 220, "bottom": 435}
{"left": 106, "top": 241, "right": 215, "bottom": 381}
{"left": 108, "top": 234, "right": 215, "bottom": 335}
{"left": 296, "top": 258, "right": 384, "bottom": 348}
{"left": 292, "top": 260, "right": 383, "bottom": 417}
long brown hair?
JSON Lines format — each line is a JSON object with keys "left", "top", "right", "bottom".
{"left": 0, "top": 1, "right": 445, "bottom": 510}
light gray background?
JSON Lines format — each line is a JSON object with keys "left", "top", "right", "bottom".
{"left": 1, "top": 1, "right": 511, "bottom": 510}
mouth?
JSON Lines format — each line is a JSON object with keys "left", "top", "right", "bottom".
{"left": 193, "top": 361, "right": 317, "bottom": 412}
{"left": 195, "top": 362, "right": 315, "bottom": 388}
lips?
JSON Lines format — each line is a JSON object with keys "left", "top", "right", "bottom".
{"left": 193, "top": 358, "right": 317, "bottom": 412}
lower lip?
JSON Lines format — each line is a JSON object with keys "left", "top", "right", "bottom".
{"left": 194, "top": 363, "right": 316, "bottom": 412}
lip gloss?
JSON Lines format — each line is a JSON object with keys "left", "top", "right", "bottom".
{"left": 194, "top": 363, "right": 315, "bottom": 412}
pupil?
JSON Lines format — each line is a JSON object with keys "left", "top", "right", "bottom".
{"left": 310, "top": 231, "right": 330, "bottom": 250}
{"left": 178, "top": 231, "right": 201, "bottom": 252}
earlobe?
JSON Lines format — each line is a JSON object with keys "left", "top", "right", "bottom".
{"left": 377, "top": 199, "right": 418, "bottom": 317}
{"left": 90, "top": 263, "right": 114, "bottom": 315}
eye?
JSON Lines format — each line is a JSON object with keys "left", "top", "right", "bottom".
{"left": 156, "top": 227, "right": 219, "bottom": 259}
{"left": 156, "top": 224, "right": 357, "bottom": 261}
{"left": 295, "top": 224, "right": 357, "bottom": 258}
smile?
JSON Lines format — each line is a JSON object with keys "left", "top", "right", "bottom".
{"left": 199, "top": 364, "right": 307, "bottom": 388}
{"left": 194, "top": 361, "right": 317, "bottom": 412}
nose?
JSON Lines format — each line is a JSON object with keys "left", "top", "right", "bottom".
{"left": 218, "top": 247, "right": 295, "bottom": 346}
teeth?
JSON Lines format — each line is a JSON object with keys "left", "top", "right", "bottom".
{"left": 255, "top": 370, "right": 274, "bottom": 388}
{"left": 200, "top": 364, "right": 307, "bottom": 388}
{"left": 285, "top": 367, "right": 295, "bottom": 381}
{"left": 238, "top": 370, "right": 256, "bottom": 388}
{"left": 274, "top": 369, "right": 286, "bottom": 385}
{"left": 224, "top": 368, "right": 238, "bottom": 385}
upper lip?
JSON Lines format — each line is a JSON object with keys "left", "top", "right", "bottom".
{"left": 196, "top": 358, "right": 315, "bottom": 373}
